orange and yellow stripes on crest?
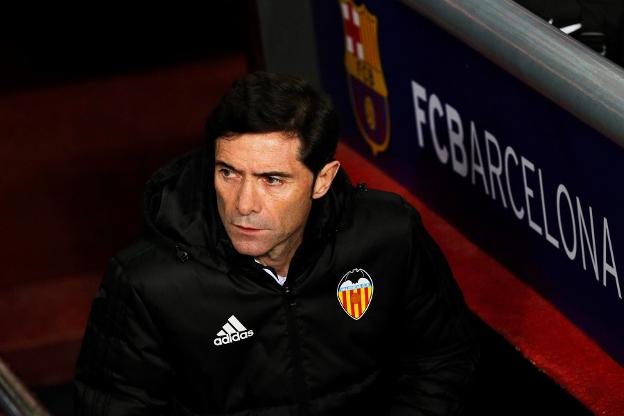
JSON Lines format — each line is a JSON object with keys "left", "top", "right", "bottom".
{"left": 358, "top": 5, "right": 381, "bottom": 71}
{"left": 339, "top": 286, "right": 373, "bottom": 319}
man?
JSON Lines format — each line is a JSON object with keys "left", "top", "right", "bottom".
{"left": 74, "top": 72, "right": 477, "bottom": 415}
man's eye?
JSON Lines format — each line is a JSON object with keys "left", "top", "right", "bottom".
{"left": 219, "top": 169, "right": 234, "bottom": 178}
{"left": 265, "top": 176, "right": 283, "bottom": 185}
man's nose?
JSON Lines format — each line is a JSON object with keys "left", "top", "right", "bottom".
{"left": 235, "top": 178, "right": 261, "bottom": 215}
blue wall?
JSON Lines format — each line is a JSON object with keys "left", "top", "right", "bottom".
{"left": 313, "top": 0, "right": 624, "bottom": 365}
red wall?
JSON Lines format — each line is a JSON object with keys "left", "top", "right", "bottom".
{"left": 0, "top": 53, "right": 248, "bottom": 385}
{"left": 0, "top": 54, "right": 247, "bottom": 287}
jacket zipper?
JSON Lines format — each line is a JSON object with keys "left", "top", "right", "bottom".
{"left": 282, "top": 284, "right": 309, "bottom": 413}
{"left": 175, "top": 243, "right": 190, "bottom": 263}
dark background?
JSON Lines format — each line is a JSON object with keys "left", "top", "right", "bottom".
{"left": 0, "top": 4, "right": 256, "bottom": 93}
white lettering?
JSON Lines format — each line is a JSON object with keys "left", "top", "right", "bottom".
{"left": 409, "top": 78, "right": 622, "bottom": 302}
{"left": 602, "top": 218, "right": 621, "bottom": 299}
{"left": 214, "top": 330, "right": 254, "bottom": 347}
{"left": 505, "top": 146, "right": 524, "bottom": 220}
{"left": 428, "top": 94, "right": 448, "bottom": 164}
{"left": 470, "top": 122, "right": 489, "bottom": 194}
{"left": 485, "top": 131, "right": 508, "bottom": 208}
{"left": 576, "top": 198, "right": 599, "bottom": 281}
{"left": 538, "top": 169, "right": 559, "bottom": 249}
{"left": 411, "top": 81, "right": 427, "bottom": 148}
{"left": 445, "top": 103, "right": 468, "bottom": 177}
{"left": 557, "top": 184, "right": 577, "bottom": 260}
{"left": 521, "top": 156, "right": 542, "bottom": 235}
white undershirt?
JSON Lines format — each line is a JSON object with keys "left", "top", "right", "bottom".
{"left": 254, "top": 259, "right": 287, "bottom": 286}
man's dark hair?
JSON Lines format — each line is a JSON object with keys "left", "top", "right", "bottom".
{"left": 205, "top": 72, "right": 340, "bottom": 174}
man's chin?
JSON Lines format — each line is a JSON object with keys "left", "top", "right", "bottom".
{"left": 230, "top": 240, "right": 268, "bottom": 258}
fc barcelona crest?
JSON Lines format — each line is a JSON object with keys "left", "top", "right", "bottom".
{"left": 337, "top": 268, "right": 374, "bottom": 320}
{"left": 339, "top": 0, "right": 390, "bottom": 156}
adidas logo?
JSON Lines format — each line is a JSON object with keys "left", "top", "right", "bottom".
{"left": 213, "top": 315, "right": 254, "bottom": 346}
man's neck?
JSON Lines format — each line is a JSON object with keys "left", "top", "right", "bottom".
{"left": 255, "top": 251, "right": 293, "bottom": 277}
{"left": 255, "top": 233, "right": 304, "bottom": 277}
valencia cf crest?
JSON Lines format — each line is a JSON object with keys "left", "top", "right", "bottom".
{"left": 339, "top": 0, "right": 390, "bottom": 156}
{"left": 337, "top": 268, "right": 374, "bottom": 320}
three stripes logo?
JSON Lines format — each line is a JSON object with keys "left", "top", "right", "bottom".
{"left": 337, "top": 268, "right": 374, "bottom": 320}
{"left": 213, "top": 315, "right": 254, "bottom": 346}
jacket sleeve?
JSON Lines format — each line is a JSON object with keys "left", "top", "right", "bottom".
{"left": 74, "top": 256, "right": 173, "bottom": 415}
{"left": 389, "top": 204, "right": 478, "bottom": 415}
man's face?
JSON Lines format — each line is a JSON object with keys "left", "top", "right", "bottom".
{"left": 214, "top": 132, "right": 316, "bottom": 259}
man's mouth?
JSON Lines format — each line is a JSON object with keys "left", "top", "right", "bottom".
{"left": 233, "top": 224, "right": 263, "bottom": 233}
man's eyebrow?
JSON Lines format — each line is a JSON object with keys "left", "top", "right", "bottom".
{"left": 215, "top": 160, "right": 293, "bottom": 179}
{"left": 257, "top": 170, "right": 293, "bottom": 179}
{"left": 215, "top": 160, "right": 240, "bottom": 173}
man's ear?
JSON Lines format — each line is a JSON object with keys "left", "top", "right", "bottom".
{"left": 312, "top": 161, "right": 341, "bottom": 199}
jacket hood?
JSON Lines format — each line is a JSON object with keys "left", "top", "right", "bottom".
{"left": 141, "top": 145, "right": 354, "bottom": 267}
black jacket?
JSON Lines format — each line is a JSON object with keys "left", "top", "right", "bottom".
{"left": 74, "top": 146, "right": 478, "bottom": 415}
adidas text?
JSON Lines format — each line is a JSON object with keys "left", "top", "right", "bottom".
{"left": 213, "top": 330, "right": 254, "bottom": 346}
